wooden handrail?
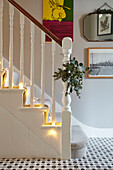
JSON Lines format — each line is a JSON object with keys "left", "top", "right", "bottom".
{"left": 7, "top": 0, "right": 62, "bottom": 46}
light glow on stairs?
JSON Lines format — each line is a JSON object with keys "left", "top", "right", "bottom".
{"left": 48, "top": 129, "right": 57, "bottom": 137}
{"left": 19, "top": 82, "right": 23, "bottom": 89}
{"left": 42, "top": 122, "right": 62, "bottom": 127}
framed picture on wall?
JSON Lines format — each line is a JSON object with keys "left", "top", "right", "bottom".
{"left": 97, "top": 14, "right": 112, "bottom": 36}
{"left": 88, "top": 47, "right": 113, "bottom": 78}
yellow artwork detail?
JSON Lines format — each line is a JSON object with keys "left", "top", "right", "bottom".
{"left": 43, "top": 0, "right": 71, "bottom": 22}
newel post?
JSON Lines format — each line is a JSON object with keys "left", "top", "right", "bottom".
{"left": 62, "top": 37, "right": 72, "bottom": 160}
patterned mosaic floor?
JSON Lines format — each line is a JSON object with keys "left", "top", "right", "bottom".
{"left": 0, "top": 138, "right": 113, "bottom": 170}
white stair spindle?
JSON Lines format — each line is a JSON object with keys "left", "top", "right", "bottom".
{"left": 62, "top": 37, "right": 72, "bottom": 160}
{"left": 52, "top": 40, "right": 56, "bottom": 122}
{"left": 19, "top": 13, "right": 25, "bottom": 89}
{"left": 9, "top": 4, "right": 14, "bottom": 89}
{"left": 0, "top": 0, "right": 4, "bottom": 89}
{"left": 30, "top": 22, "right": 35, "bottom": 107}
{"left": 41, "top": 31, "right": 45, "bottom": 108}
{"left": 0, "top": 0, "right": 3, "bottom": 71}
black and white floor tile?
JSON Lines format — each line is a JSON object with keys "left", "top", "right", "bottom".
{"left": 0, "top": 138, "right": 113, "bottom": 170}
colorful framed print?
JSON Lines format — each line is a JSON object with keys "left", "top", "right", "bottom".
{"left": 88, "top": 47, "right": 113, "bottom": 78}
{"left": 97, "top": 14, "right": 112, "bottom": 36}
{"left": 43, "top": 0, "right": 73, "bottom": 42}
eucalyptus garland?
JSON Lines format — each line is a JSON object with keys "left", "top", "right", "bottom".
{"left": 53, "top": 57, "right": 91, "bottom": 98}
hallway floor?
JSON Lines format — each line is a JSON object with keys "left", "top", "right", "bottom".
{"left": 0, "top": 138, "right": 113, "bottom": 170}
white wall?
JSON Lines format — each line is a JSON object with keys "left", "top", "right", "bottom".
{"left": 73, "top": 0, "right": 113, "bottom": 128}
{"left": 3, "top": 0, "right": 113, "bottom": 128}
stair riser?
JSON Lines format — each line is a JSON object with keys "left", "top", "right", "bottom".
{"left": 0, "top": 91, "right": 23, "bottom": 113}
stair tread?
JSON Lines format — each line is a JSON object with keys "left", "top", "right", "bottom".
{"left": 54, "top": 113, "right": 88, "bottom": 148}
{"left": 0, "top": 88, "right": 25, "bottom": 93}
{"left": 20, "top": 106, "right": 48, "bottom": 111}
{"left": 71, "top": 125, "right": 88, "bottom": 149}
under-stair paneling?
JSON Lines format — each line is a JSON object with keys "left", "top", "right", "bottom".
{"left": 29, "top": 130, "right": 61, "bottom": 159}
{"left": 19, "top": 109, "right": 62, "bottom": 154}
{"left": 18, "top": 109, "right": 44, "bottom": 131}
{"left": 13, "top": 117, "right": 29, "bottom": 158}
{"left": 0, "top": 91, "right": 62, "bottom": 158}
{"left": 0, "top": 90, "right": 24, "bottom": 113}
{"left": 0, "top": 105, "right": 13, "bottom": 158}
{"left": 41, "top": 127, "right": 62, "bottom": 154}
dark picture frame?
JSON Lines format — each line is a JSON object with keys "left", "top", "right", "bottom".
{"left": 88, "top": 47, "right": 113, "bottom": 78}
{"left": 97, "top": 14, "right": 112, "bottom": 36}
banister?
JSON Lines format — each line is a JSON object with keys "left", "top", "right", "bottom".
{"left": 7, "top": 0, "right": 62, "bottom": 47}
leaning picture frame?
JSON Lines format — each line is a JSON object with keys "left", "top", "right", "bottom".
{"left": 97, "top": 14, "right": 112, "bottom": 36}
{"left": 88, "top": 47, "right": 113, "bottom": 78}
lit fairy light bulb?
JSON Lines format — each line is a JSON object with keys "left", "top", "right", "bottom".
{"left": 52, "top": 122, "right": 55, "bottom": 126}
{"left": 19, "top": 82, "right": 23, "bottom": 89}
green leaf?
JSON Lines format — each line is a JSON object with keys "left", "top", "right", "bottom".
{"left": 70, "top": 87, "right": 72, "bottom": 93}
{"left": 79, "top": 63, "right": 83, "bottom": 66}
{"left": 63, "top": 64, "right": 67, "bottom": 67}
{"left": 82, "top": 66, "right": 85, "bottom": 70}
{"left": 53, "top": 56, "right": 89, "bottom": 99}
{"left": 85, "top": 67, "right": 90, "bottom": 71}
{"left": 75, "top": 60, "right": 78, "bottom": 65}
{"left": 89, "top": 70, "right": 92, "bottom": 74}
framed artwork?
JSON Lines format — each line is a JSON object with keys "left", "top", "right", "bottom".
{"left": 97, "top": 14, "right": 112, "bottom": 36}
{"left": 43, "top": 0, "right": 73, "bottom": 42}
{"left": 88, "top": 47, "right": 113, "bottom": 78}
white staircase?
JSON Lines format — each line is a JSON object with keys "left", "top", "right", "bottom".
{"left": 0, "top": 0, "right": 72, "bottom": 159}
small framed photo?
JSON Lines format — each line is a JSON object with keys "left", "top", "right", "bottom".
{"left": 97, "top": 14, "right": 112, "bottom": 36}
{"left": 88, "top": 47, "right": 113, "bottom": 78}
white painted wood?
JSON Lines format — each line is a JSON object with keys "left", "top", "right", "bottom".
{"left": 13, "top": 117, "right": 29, "bottom": 157}
{"left": 9, "top": 4, "right": 14, "bottom": 89}
{"left": 52, "top": 40, "right": 56, "bottom": 122}
{"left": 62, "top": 37, "right": 72, "bottom": 160}
{"left": 0, "top": 98, "right": 61, "bottom": 158}
{"left": 30, "top": 22, "right": 35, "bottom": 107}
{"left": 0, "top": 0, "right": 3, "bottom": 72}
{"left": 2, "top": 57, "right": 113, "bottom": 137}
{"left": 0, "top": 0, "right": 3, "bottom": 88}
{"left": 29, "top": 129, "right": 61, "bottom": 158}
{"left": 0, "top": 105, "right": 13, "bottom": 158}
{"left": 62, "top": 111, "right": 71, "bottom": 159}
{"left": 19, "top": 13, "right": 25, "bottom": 88}
{"left": 0, "top": 88, "right": 25, "bottom": 94}
{"left": 3, "top": 57, "right": 62, "bottom": 112}
{"left": 41, "top": 31, "right": 45, "bottom": 107}
{"left": 62, "top": 37, "right": 72, "bottom": 112}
